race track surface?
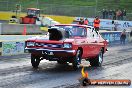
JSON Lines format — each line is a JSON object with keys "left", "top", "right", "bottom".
{"left": 0, "top": 43, "right": 132, "bottom": 88}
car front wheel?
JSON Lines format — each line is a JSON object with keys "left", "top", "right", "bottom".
{"left": 31, "top": 54, "right": 40, "bottom": 68}
{"left": 89, "top": 49, "right": 103, "bottom": 67}
{"left": 72, "top": 49, "right": 82, "bottom": 70}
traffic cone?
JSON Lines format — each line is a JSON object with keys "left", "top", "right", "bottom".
{"left": 22, "top": 25, "right": 27, "bottom": 35}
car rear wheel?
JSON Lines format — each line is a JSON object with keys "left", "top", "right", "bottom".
{"left": 31, "top": 54, "right": 40, "bottom": 68}
{"left": 89, "top": 49, "right": 103, "bottom": 67}
{"left": 72, "top": 49, "right": 82, "bottom": 70}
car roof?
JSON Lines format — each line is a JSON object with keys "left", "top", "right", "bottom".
{"left": 55, "top": 24, "right": 93, "bottom": 29}
{"left": 27, "top": 8, "right": 40, "bottom": 10}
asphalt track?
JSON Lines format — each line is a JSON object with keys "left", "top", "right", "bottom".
{"left": 0, "top": 43, "right": 132, "bottom": 88}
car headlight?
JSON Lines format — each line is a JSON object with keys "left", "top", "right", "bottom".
{"left": 27, "top": 42, "right": 35, "bottom": 46}
{"left": 63, "top": 43, "right": 72, "bottom": 48}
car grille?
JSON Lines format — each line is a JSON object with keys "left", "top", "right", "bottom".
{"left": 36, "top": 43, "right": 63, "bottom": 48}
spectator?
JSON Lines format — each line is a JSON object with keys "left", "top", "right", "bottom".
{"left": 84, "top": 18, "right": 89, "bottom": 25}
{"left": 129, "top": 29, "right": 132, "bottom": 42}
{"left": 109, "top": 9, "right": 113, "bottom": 19}
{"left": 123, "top": 9, "right": 126, "bottom": 20}
{"left": 112, "top": 20, "right": 115, "bottom": 31}
{"left": 120, "top": 10, "right": 124, "bottom": 20}
{"left": 130, "top": 30, "right": 132, "bottom": 37}
{"left": 93, "top": 16, "right": 100, "bottom": 34}
{"left": 120, "top": 29, "right": 126, "bottom": 45}
{"left": 116, "top": 9, "right": 121, "bottom": 20}
{"left": 112, "top": 9, "right": 116, "bottom": 20}
{"left": 114, "top": 22, "right": 118, "bottom": 31}
{"left": 78, "top": 17, "right": 84, "bottom": 25}
{"left": 102, "top": 9, "right": 106, "bottom": 19}
{"left": 105, "top": 9, "right": 109, "bottom": 19}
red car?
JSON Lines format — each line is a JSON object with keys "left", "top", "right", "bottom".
{"left": 25, "top": 24, "right": 108, "bottom": 70}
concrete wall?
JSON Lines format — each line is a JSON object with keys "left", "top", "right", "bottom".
{"left": 0, "top": 35, "right": 40, "bottom": 56}
{"left": 0, "top": 23, "right": 42, "bottom": 35}
{"left": 1, "top": 41, "right": 25, "bottom": 56}
{"left": 0, "top": 35, "right": 39, "bottom": 41}
{"left": 42, "top": 17, "right": 60, "bottom": 26}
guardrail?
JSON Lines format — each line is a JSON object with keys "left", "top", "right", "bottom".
{"left": 0, "top": 23, "right": 42, "bottom": 35}
{"left": 100, "top": 31, "right": 130, "bottom": 43}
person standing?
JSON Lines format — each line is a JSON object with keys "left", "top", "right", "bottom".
{"left": 84, "top": 18, "right": 89, "bottom": 25}
{"left": 123, "top": 9, "right": 126, "bottom": 20}
{"left": 112, "top": 9, "right": 116, "bottom": 20}
{"left": 109, "top": 9, "right": 113, "bottom": 19}
{"left": 129, "top": 29, "right": 132, "bottom": 42}
{"left": 120, "top": 29, "right": 126, "bottom": 45}
{"left": 93, "top": 16, "right": 100, "bottom": 34}
{"left": 116, "top": 10, "right": 121, "bottom": 20}
{"left": 130, "top": 30, "right": 132, "bottom": 37}
{"left": 78, "top": 17, "right": 85, "bottom": 25}
{"left": 120, "top": 10, "right": 123, "bottom": 20}
{"left": 105, "top": 9, "right": 109, "bottom": 19}
{"left": 102, "top": 9, "right": 106, "bottom": 19}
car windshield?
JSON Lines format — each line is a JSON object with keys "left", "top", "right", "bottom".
{"left": 56, "top": 25, "right": 87, "bottom": 37}
{"left": 27, "top": 9, "right": 38, "bottom": 16}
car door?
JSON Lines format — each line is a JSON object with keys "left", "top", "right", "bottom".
{"left": 83, "top": 27, "right": 95, "bottom": 57}
{"left": 86, "top": 27, "right": 100, "bottom": 57}
{"left": 91, "top": 29, "right": 101, "bottom": 55}
{"left": 75, "top": 27, "right": 88, "bottom": 58}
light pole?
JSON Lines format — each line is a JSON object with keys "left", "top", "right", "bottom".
{"left": 95, "top": 0, "right": 98, "bottom": 16}
{"left": 36, "top": 0, "right": 39, "bottom": 8}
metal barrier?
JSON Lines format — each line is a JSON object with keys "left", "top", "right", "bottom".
{"left": 100, "top": 31, "right": 130, "bottom": 43}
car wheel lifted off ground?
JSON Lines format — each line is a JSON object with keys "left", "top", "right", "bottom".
{"left": 72, "top": 49, "right": 82, "bottom": 70}
{"left": 89, "top": 49, "right": 103, "bottom": 67}
{"left": 31, "top": 54, "right": 40, "bottom": 68}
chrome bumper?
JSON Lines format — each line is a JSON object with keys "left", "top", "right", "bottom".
{"left": 25, "top": 47, "right": 75, "bottom": 53}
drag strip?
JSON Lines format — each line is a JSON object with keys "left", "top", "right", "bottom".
{"left": 0, "top": 43, "right": 132, "bottom": 88}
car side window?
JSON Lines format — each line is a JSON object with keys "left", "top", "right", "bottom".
{"left": 86, "top": 28, "right": 92, "bottom": 38}
{"left": 92, "top": 28, "right": 99, "bottom": 38}
{"left": 87, "top": 27, "right": 99, "bottom": 38}
{"left": 81, "top": 28, "right": 87, "bottom": 37}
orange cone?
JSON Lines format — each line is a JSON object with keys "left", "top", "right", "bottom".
{"left": 22, "top": 25, "right": 27, "bottom": 35}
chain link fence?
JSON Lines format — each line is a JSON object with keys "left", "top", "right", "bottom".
{"left": 0, "top": 0, "right": 131, "bottom": 20}
{"left": 0, "top": 1, "right": 97, "bottom": 17}
{"left": 40, "top": 4, "right": 96, "bottom": 17}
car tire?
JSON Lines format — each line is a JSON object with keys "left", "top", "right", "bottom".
{"left": 72, "top": 49, "right": 82, "bottom": 70}
{"left": 89, "top": 49, "right": 103, "bottom": 67}
{"left": 31, "top": 54, "right": 40, "bottom": 68}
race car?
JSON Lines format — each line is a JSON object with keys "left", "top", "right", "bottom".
{"left": 25, "top": 24, "right": 108, "bottom": 70}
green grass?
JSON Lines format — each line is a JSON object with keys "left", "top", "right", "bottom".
{"left": 0, "top": 0, "right": 132, "bottom": 11}
{"left": 0, "top": 0, "right": 132, "bottom": 12}
{"left": 0, "top": 0, "right": 132, "bottom": 16}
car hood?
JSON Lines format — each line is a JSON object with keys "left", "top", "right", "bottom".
{"left": 27, "top": 35, "right": 49, "bottom": 41}
{"left": 27, "top": 35, "right": 76, "bottom": 43}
